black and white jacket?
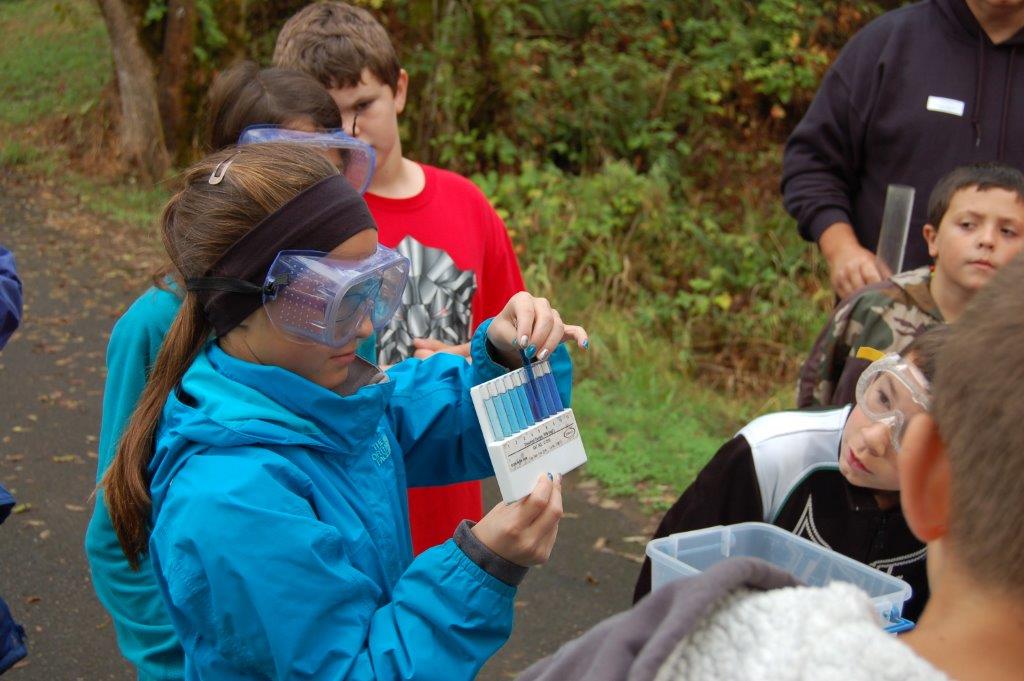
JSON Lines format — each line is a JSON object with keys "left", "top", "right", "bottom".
{"left": 633, "top": 407, "right": 928, "bottom": 620}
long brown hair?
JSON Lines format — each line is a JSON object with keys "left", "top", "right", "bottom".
{"left": 103, "top": 144, "right": 338, "bottom": 568}
{"left": 204, "top": 61, "right": 343, "bottom": 151}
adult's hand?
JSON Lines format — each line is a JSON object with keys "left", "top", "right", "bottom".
{"left": 818, "top": 222, "right": 889, "bottom": 298}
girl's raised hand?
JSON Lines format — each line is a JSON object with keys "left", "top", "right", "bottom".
{"left": 487, "top": 292, "right": 589, "bottom": 367}
{"left": 471, "top": 473, "right": 563, "bottom": 567}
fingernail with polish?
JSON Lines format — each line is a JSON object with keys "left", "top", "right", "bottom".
{"left": 546, "top": 472, "right": 554, "bottom": 481}
{"left": 526, "top": 345, "right": 536, "bottom": 358}
{"left": 538, "top": 348, "right": 549, "bottom": 361}
{"left": 520, "top": 335, "right": 529, "bottom": 348}
{"left": 582, "top": 339, "right": 590, "bottom": 349}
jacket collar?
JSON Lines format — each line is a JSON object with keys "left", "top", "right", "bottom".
{"left": 201, "top": 343, "right": 394, "bottom": 453}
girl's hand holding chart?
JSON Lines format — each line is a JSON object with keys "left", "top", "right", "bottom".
{"left": 486, "top": 292, "right": 589, "bottom": 367}
{"left": 472, "top": 472, "right": 564, "bottom": 567}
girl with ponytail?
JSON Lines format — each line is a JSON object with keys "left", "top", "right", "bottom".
{"left": 85, "top": 64, "right": 376, "bottom": 680}
{"left": 103, "top": 144, "right": 587, "bottom": 679}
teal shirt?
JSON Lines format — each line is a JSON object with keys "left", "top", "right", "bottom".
{"left": 84, "top": 284, "right": 377, "bottom": 679}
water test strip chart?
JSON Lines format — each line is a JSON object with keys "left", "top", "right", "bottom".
{"left": 470, "top": 359, "right": 587, "bottom": 502}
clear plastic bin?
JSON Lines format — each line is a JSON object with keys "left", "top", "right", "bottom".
{"left": 647, "top": 522, "right": 914, "bottom": 631}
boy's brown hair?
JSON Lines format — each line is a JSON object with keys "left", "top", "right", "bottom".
{"left": 273, "top": 2, "right": 401, "bottom": 91}
{"left": 902, "top": 323, "right": 950, "bottom": 385}
{"left": 926, "top": 162, "right": 1024, "bottom": 228}
{"left": 931, "top": 253, "right": 1024, "bottom": 595}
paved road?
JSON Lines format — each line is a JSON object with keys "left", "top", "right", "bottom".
{"left": 0, "top": 174, "right": 652, "bottom": 680}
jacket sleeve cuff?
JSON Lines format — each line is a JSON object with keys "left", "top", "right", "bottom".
{"left": 470, "top": 318, "right": 515, "bottom": 380}
{"left": 453, "top": 519, "right": 528, "bottom": 587}
{"left": 807, "top": 208, "right": 852, "bottom": 243}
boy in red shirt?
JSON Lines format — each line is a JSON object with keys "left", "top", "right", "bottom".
{"left": 274, "top": 3, "right": 527, "bottom": 553}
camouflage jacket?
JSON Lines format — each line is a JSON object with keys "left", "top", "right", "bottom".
{"left": 797, "top": 267, "right": 943, "bottom": 408}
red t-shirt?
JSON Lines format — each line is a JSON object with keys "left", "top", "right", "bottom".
{"left": 366, "top": 163, "right": 525, "bottom": 553}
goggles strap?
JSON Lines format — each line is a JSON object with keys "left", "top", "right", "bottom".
{"left": 185, "top": 274, "right": 290, "bottom": 298}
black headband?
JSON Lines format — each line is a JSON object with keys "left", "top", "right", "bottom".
{"left": 186, "top": 174, "right": 377, "bottom": 336}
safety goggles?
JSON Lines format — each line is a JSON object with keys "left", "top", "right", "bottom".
{"left": 238, "top": 126, "right": 376, "bottom": 194}
{"left": 855, "top": 353, "right": 931, "bottom": 452}
{"left": 262, "top": 245, "right": 409, "bottom": 348}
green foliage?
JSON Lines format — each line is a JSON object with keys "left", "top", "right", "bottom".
{"left": 476, "top": 158, "right": 830, "bottom": 381}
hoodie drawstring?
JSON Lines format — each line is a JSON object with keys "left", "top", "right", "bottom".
{"left": 997, "top": 46, "right": 1016, "bottom": 161}
{"left": 972, "top": 32, "right": 986, "bottom": 148}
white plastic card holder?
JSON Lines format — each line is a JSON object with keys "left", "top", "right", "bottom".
{"left": 470, "top": 364, "right": 588, "bottom": 503}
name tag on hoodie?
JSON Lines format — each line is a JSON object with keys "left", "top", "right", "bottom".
{"left": 926, "top": 96, "right": 965, "bottom": 117}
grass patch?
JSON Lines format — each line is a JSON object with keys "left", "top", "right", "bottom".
{"left": 0, "top": 140, "right": 42, "bottom": 168}
{"left": 571, "top": 332, "right": 797, "bottom": 508}
{"left": 0, "top": 0, "right": 170, "bottom": 231}
{"left": 0, "top": 0, "right": 110, "bottom": 127}
{"left": 64, "top": 173, "right": 169, "bottom": 229}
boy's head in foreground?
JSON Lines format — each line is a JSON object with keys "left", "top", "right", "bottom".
{"left": 273, "top": 2, "right": 407, "bottom": 169}
{"left": 838, "top": 325, "right": 947, "bottom": 492}
{"left": 923, "top": 162, "right": 1024, "bottom": 300}
{"left": 901, "top": 253, "right": 1024, "bottom": 603}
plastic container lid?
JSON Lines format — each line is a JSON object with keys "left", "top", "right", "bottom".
{"left": 647, "top": 522, "right": 913, "bottom": 631}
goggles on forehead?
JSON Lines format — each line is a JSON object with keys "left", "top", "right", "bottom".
{"left": 262, "top": 245, "right": 410, "bottom": 348}
{"left": 855, "top": 353, "right": 931, "bottom": 452}
{"left": 237, "top": 125, "right": 376, "bottom": 195}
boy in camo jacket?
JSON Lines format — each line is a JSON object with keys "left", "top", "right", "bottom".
{"left": 798, "top": 162, "right": 1024, "bottom": 408}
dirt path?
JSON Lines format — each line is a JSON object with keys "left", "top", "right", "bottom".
{"left": 0, "top": 173, "right": 653, "bottom": 680}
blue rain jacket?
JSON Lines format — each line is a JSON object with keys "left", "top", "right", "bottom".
{"left": 0, "top": 245, "right": 23, "bottom": 349}
{"left": 85, "top": 284, "right": 378, "bottom": 680}
{"left": 147, "top": 320, "right": 572, "bottom": 680}
{"left": 1, "top": 483, "right": 28, "bottom": 673}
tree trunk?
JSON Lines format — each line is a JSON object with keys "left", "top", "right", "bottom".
{"left": 157, "top": 0, "right": 195, "bottom": 159}
{"left": 96, "top": 0, "right": 171, "bottom": 182}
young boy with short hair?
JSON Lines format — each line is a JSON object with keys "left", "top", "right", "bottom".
{"left": 633, "top": 326, "right": 947, "bottom": 620}
{"left": 521, "top": 255, "right": 1024, "bottom": 681}
{"left": 798, "top": 162, "right": 1024, "bottom": 408}
{"left": 274, "top": 2, "right": 529, "bottom": 554}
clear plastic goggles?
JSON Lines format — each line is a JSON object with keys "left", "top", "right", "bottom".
{"left": 237, "top": 126, "right": 376, "bottom": 194}
{"left": 855, "top": 353, "right": 931, "bottom": 452}
{"left": 262, "top": 245, "right": 409, "bottom": 348}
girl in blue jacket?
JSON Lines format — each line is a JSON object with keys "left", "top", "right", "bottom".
{"left": 86, "top": 63, "right": 379, "bottom": 680}
{"left": 102, "top": 143, "right": 586, "bottom": 680}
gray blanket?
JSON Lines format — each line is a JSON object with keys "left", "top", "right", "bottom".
{"left": 516, "top": 558, "right": 799, "bottom": 681}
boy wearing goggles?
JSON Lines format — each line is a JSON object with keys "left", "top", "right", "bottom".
{"left": 634, "top": 326, "right": 947, "bottom": 621}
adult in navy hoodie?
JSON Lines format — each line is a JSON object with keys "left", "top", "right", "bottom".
{"left": 782, "top": 0, "right": 1024, "bottom": 298}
